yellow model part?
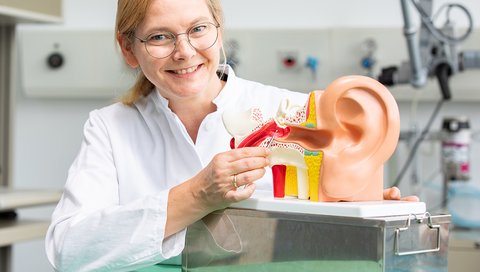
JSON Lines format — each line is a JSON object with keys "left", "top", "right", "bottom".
{"left": 285, "top": 166, "right": 298, "bottom": 196}
{"left": 304, "top": 151, "right": 322, "bottom": 202}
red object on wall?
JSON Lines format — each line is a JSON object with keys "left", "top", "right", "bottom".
{"left": 272, "top": 165, "right": 286, "bottom": 198}
{"left": 283, "top": 57, "right": 296, "bottom": 68}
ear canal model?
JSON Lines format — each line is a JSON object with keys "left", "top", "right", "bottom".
{"left": 222, "top": 75, "right": 400, "bottom": 202}
{"left": 282, "top": 75, "right": 400, "bottom": 201}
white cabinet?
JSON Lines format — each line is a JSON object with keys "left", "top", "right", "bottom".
{"left": 17, "top": 28, "right": 135, "bottom": 98}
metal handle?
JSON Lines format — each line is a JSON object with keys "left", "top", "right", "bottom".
{"left": 394, "top": 212, "right": 441, "bottom": 256}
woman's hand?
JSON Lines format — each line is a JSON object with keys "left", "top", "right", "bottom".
{"left": 166, "top": 147, "right": 270, "bottom": 237}
{"left": 383, "top": 186, "right": 419, "bottom": 202}
{"left": 192, "top": 147, "right": 271, "bottom": 211}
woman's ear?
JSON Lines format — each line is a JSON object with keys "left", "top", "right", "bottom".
{"left": 117, "top": 32, "right": 140, "bottom": 68}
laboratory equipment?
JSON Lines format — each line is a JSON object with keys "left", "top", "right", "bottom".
{"left": 360, "top": 38, "right": 377, "bottom": 77}
{"left": 441, "top": 116, "right": 471, "bottom": 209}
{"left": 378, "top": 0, "right": 480, "bottom": 100}
{"left": 440, "top": 117, "right": 480, "bottom": 229}
{"left": 441, "top": 116, "right": 471, "bottom": 182}
{"left": 385, "top": 0, "right": 479, "bottom": 194}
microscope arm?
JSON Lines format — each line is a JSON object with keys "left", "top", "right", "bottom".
{"left": 400, "top": 0, "right": 428, "bottom": 88}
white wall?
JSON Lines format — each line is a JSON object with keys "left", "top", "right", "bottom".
{"left": 224, "top": 0, "right": 480, "bottom": 28}
{"left": 11, "top": 0, "right": 480, "bottom": 271}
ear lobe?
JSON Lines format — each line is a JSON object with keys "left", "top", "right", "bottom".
{"left": 117, "top": 32, "right": 140, "bottom": 68}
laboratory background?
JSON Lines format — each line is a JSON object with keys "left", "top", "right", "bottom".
{"left": 1, "top": 0, "right": 480, "bottom": 271}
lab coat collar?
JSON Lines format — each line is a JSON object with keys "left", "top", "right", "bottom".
{"left": 212, "top": 65, "right": 239, "bottom": 109}
{"left": 152, "top": 89, "right": 172, "bottom": 115}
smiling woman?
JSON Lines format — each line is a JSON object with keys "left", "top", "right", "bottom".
{"left": 116, "top": 0, "right": 226, "bottom": 108}
{"left": 44, "top": 0, "right": 414, "bottom": 271}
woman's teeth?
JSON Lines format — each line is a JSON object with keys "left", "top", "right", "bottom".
{"left": 173, "top": 66, "right": 197, "bottom": 74}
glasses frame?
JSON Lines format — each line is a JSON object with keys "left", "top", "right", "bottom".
{"left": 133, "top": 22, "right": 221, "bottom": 59}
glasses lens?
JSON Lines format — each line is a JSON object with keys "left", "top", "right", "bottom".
{"left": 144, "top": 32, "right": 175, "bottom": 59}
{"left": 188, "top": 23, "right": 219, "bottom": 51}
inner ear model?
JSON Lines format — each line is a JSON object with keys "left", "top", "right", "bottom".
{"left": 223, "top": 75, "right": 400, "bottom": 202}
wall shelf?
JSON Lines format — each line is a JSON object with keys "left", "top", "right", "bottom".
{"left": 0, "top": 0, "right": 62, "bottom": 24}
{"left": 0, "top": 219, "right": 50, "bottom": 247}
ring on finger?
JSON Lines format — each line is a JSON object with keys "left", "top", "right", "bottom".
{"left": 232, "top": 174, "right": 238, "bottom": 188}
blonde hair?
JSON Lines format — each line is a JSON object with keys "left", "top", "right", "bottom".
{"left": 115, "top": 0, "right": 225, "bottom": 105}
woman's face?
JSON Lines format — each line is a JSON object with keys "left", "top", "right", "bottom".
{"left": 123, "top": 0, "right": 223, "bottom": 103}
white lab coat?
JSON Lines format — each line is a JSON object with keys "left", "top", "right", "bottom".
{"left": 45, "top": 67, "right": 308, "bottom": 271}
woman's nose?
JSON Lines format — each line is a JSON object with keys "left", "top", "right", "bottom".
{"left": 172, "top": 35, "right": 196, "bottom": 60}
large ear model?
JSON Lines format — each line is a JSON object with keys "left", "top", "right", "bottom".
{"left": 280, "top": 76, "right": 400, "bottom": 201}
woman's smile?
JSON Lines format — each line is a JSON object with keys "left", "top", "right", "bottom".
{"left": 167, "top": 64, "right": 203, "bottom": 77}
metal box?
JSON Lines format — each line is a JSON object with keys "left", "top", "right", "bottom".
{"left": 183, "top": 205, "right": 450, "bottom": 271}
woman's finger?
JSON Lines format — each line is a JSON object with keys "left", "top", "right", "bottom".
{"left": 229, "top": 156, "right": 270, "bottom": 177}
{"left": 383, "top": 187, "right": 419, "bottom": 202}
{"left": 231, "top": 168, "right": 267, "bottom": 188}
{"left": 383, "top": 187, "right": 401, "bottom": 200}
{"left": 225, "top": 183, "right": 256, "bottom": 202}
{"left": 226, "top": 147, "right": 270, "bottom": 162}
{"left": 401, "top": 195, "right": 420, "bottom": 202}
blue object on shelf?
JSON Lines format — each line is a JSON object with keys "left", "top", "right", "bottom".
{"left": 448, "top": 182, "right": 480, "bottom": 228}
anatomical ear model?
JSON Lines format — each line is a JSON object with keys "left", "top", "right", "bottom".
{"left": 223, "top": 76, "right": 400, "bottom": 202}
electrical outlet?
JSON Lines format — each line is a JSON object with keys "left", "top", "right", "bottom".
{"left": 278, "top": 50, "right": 301, "bottom": 73}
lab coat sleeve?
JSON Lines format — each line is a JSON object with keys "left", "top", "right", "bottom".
{"left": 45, "top": 110, "right": 185, "bottom": 272}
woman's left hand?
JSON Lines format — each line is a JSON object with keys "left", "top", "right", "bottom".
{"left": 383, "top": 187, "right": 419, "bottom": 201}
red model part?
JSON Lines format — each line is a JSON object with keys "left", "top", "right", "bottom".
{"left": 271, "top": 165, "right": 286, "bottom": 198}
{"left": 236, "top": 121, "right": 290, "bottom": 148}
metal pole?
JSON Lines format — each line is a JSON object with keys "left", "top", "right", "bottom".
{"left": 0, "top": 23, "right": 14, "bottom": 272}
{"left": 0, "top": 24, "right": 13, "bottom": 189}
{"left": 400, "top": 0, "right": 428, "bottom": 88}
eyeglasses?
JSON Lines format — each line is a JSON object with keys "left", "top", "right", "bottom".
{"left": 134, "top": 22, "right": 220, "bottom": 59}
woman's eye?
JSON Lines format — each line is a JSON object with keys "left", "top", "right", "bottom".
{"left": 149, "top": 33, "right": 173, "bottom": 42}
{"left": 191, "top": 25, "right": 207, "bottom": 33}
{"left": 152, "top": 35, "right": 164, "bottom": 41}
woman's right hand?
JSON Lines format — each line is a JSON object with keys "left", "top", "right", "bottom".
{"left": 165, "top": 147, "right": 270, "bottom": 237}
{"left": 192, "top": 147, "right": 271, "bottom": 211}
